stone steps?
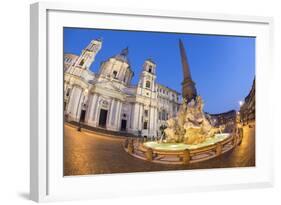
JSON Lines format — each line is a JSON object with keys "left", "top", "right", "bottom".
{"left": 67, "top": 121, "right": 138, "bottom": 138}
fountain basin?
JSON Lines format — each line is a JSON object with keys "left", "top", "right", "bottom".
{"left": 123, "top": 132, "right": 243, "bottom": 165}
{"left": 143, "top": 133, "right": 230, "bottom": 152}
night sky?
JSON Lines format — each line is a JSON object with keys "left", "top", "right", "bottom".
{"left": 64, "top": 27, "right": 255, "bottom": 114}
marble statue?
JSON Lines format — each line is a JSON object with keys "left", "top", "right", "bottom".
{"left": 164, "top": 96, "right": 218, "bottom": 145}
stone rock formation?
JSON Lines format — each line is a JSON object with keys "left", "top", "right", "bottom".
{"left": 164, "top": 96, "right": 217, "bottom": 145}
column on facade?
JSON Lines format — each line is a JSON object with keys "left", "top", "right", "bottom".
{"left": 129, "top": 103, "right": 134, "bottom": 130}
{"left": 149, "top": 106, "right": 153, "bottom": 136}
{"left": 123, "top": 69, "right": 128, "bottom": 84}
{"left": 116, "top": 101, "right": 123, "bottom": 131}
{"left": 84, "top": 94, "right": 93, "bottom": 122}
{"left": 107, "top": 98, "right": 116, "bottom": 129}
{"left": 64, "top": 83, "right": 68, "bottom": 93}
{"left": 119, "top": 65, "right": 125, "bottom": 82}
{"left": 110, "top": 100, "right": 117, "bottom": 126}
{"left": 85, "top": 94, "right": 98, "bottom": 126}
{"left": 64, "top": 83, "right": 72, "bottom": 110}
{"left": 152, "top": 77, "right": 156, "bottom": 92}
{"left": 148, "top": 106, "right": 156, "bottom": 137}
{"left": 76, "top": 91, "right": 85, "bottom": 122}
{"left": 93, "top": 95, "right": 101, "bottom": 124}
{"left": 66, "top": 86, "right": 82, "bottom": 121}
{"left": 138, "top": 103, "right": 143, "bottom": 131}
{"left": 154, "top": 107, "right": 158, "bottom": 137}
{"left": 112, "top": 100, "right": 118, "bottom": 129}
{"left": 132, "top": 103, "right": 139, "bottom": 131}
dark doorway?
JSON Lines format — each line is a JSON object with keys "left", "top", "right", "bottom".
{"left": 121, "top": 119, "right": 127, "bottom": 131}
{"left": 80, "top": 110, "right": 86, "bottom": 122}
{"left": 99, "top": 109, "right": 108, "bottom": 127}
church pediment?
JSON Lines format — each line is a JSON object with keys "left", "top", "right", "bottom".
{"left": 91, "top": 80, "right": 125, "bottom": 100}
{"left": 94, "top": 80, "right": 122, "bottom": 92}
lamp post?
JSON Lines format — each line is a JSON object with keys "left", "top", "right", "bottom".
{"left": 238, "top": 100, "right": 244, "bottom": 125}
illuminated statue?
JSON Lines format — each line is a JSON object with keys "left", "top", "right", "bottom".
{"left": 165, "top": 96, "right": 217, "bottom": 144}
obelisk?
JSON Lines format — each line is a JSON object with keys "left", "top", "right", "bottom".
{"left": 179, "top": 39, "right": 197, "bottom": 103}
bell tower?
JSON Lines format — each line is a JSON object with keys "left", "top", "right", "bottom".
{"left": 74, "top": 38, "right": 102, "bottom": 70}
{"left": 138, "top": 59, "right": 156, "bottom": 93}
{"left": 179, "top": 39, "right": 197, "bottom": 103}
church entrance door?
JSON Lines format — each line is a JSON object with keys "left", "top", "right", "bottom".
{"left": 99, "top": 109, "right": 108, "bottom": 128}
{"left": 121, "top": 120, "right": 127, "bottom": 131}
{"left": 80, "top": 110, "right": 86, "bottom": 122}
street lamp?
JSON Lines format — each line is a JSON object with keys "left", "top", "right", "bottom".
{"left": 239, "top": 100, "right": 244, "bottom": 107}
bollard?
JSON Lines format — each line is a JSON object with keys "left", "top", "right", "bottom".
{"left": 216, "top": 142, "right": 222, "bottom": 156}
{"left": 237, "top": 137, "right": 242, "bottom": 146}
{"left": 124, "top": 139, "right": 129, "bottom": 149}
{"left": 127, "top": 140, "right": 134, "bottom": 154}
{"left": 238, "top": 128, "right": 243, "bottom": 145}
{"left": 182, "top": 149, "right": 190, "bottom": 165}
{"left": 233, "top": 133, "right": 237, "bottom": 146}
{"left": 146, "top": 148, "right": 153, "bottom": 161}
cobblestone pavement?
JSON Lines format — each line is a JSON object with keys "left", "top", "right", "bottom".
{"left": 64, "top": 124, "right": 255, "bottom": 176}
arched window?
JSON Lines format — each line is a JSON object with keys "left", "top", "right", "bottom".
{"left": 79, "top": 59, "right": 85, "bottom": 66}
{"left": 144, "top": 110, "right": 148, "bottom": 117}
{"left": 66, "top": 88, "right": 70, "bottom": 97}
{"left": 145, "top": 80, "right": 151, "bottom": 88}
{"left": 161, "top": 110, "right": 168, "bottom": 121}
{"left": 143, "top": 121, "right": 148, "bottom": 130}
{"left": 113, "top": 70, "right": 118, "bottom": 78}
{"left": 148, "top": 65, "right": 153, "bottom": 73}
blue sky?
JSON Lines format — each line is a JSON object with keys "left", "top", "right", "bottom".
{"left": 64, "top": 27, "right": 255, "bottom": 114}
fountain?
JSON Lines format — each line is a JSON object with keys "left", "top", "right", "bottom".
{"left": 143, "top": 96, "right": 228, "bottom": 152}
{"left": 124, "top": 96, "right": 241, "bottom": 164}
{"left": 164, "top": 96, "right": 217, "bottom": 144}
{"left": 123, "top": 39, "right": 243, "bottom": 164}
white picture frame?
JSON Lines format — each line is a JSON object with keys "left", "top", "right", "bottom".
{"left": 30, "top": 2, "right": 274, "bottom": 202}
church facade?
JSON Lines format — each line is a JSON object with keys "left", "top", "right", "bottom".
{"left": 64, "top": 39, "right": 181, "bottom": 138}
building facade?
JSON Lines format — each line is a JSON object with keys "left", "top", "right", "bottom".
{"left": 240, "top": 79, "right": 255, "bottom": 125}
{"left": 209, "top": 110, "right": 237, "bottom": 133}
{"left": 64, "top": 39, "right": 180, "bottom": 138}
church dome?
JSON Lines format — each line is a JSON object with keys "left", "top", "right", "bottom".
{"left": 99, "top": 47, "right": 134, "bottom": 85}
{"left": 113, "top": 47, "right": 130, "bottom": 64}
